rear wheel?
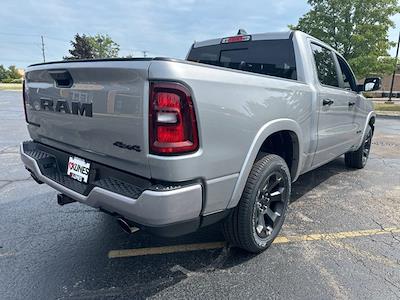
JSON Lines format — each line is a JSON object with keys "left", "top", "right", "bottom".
{"left": 345, "top": 125, "right": 373, "bottom": 169}
{"left": 222, "top": 154, "right": 291, "bottom": 253}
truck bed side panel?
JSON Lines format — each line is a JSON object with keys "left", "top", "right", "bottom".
{"left": 148, "top": 60, "right": 315, "bottom": 182}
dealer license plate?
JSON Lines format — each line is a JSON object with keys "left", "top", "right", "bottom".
{"left": 67, "top": 156, "right": 91, "bottom": 183}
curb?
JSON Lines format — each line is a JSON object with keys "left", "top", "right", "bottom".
{"left": 376, "top": 113, "right": 400, "bottom": 119}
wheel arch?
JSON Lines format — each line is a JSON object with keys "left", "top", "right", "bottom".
{"left": 256, "top": 130, "right": 300, "bottom": 179}
{"left": 369, "top": 116, "right": 375, "bottom": 134}
{"left": 356, "top": 111, "right": 376, "bottom": 150}
{"left": 227, "top": 119, "right": 303, "bottom": 209}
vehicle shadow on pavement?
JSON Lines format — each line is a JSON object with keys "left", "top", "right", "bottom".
{"left": 290, "top": 156, "right": 355, "bottom": 203}
{"left": 47, "top": 157, "right": 359, "bottom": 299}
{"left": 30, "top": 157, "right": 358, "bottom": 299}
{"left": 43, "top": 213, "right": 255, "bottom": 299}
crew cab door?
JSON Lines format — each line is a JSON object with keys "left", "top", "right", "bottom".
{"left": 335, "top": 54, "right": 364, "bottom": 139}
{"left": 310, "top": 43, "right": 357, "bottom": 167}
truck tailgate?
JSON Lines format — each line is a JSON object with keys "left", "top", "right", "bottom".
{"left": 24, "top": 60, "right": 151, "bottom": 178}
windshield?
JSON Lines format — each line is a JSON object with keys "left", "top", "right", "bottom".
{"left": 187, "top": 39, "right": 297, "bottom": 80}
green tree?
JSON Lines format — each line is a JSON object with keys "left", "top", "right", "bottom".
{"left": 0, "top": 65, "right": 7, "bottom": 81}
{"left": 7, "top": 65, "right": 21, "bottom": 79}
{"left": 65, "top": 34, "right": 95, "bottom": 60}
{"left": 290, "top": 0, "right": 400, "bottom": 78}
{"left": 89, "top": 34, "right": 120, "bottom": 58}
{"left": 65, "top": 33, "right": 120, "bottom": 60}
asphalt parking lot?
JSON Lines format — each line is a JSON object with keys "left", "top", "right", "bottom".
{"left": 1, "top": 90, "right": 399, "bottom": 299}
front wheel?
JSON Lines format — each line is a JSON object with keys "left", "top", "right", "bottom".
{"left": 222, "top": 154, "right": 291, "bottom": 253}
{"left": 345, "top": 125, "right": 373, "bottom": 169}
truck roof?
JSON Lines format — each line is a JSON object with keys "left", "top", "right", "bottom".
{"left": 193, "top": 31, "right": 294, "bottom": 48}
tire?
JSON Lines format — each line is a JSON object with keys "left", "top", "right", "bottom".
{"left": 222, "top": 154, "right": 291, "bottom": 253}
{"left": 345, "top": 125, "right": 373, "bottom": 169}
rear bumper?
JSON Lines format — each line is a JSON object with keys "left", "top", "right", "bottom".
{"left": 20, "top": 141, "right": 203, "bottom": 231}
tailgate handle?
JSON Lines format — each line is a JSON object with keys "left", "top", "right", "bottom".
{"left": 48, "top": 70, "right": 73, "bottom": 88}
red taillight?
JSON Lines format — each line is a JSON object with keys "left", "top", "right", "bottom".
{"left": 22, "top": 80, "right": 29, "bottom": 123}
{"left": 149, "top": 82, "right": 199, "bottom": 155}
{"left": 221, "top": 35, "right": 251, "bottom": 44}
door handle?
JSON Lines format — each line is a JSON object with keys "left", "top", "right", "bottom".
{"left": 322, "top": 99, "right": 334, "bottom": 106}
{"left": 348, "top": 101, "right": 356, "bottom": 107}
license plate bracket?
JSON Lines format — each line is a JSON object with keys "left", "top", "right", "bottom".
{"left": 67, "top": 156, "right": 91, "bottom": 183}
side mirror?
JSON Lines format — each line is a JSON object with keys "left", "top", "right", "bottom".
{"left": 363, "top": 77, "right": 381, "bottom": 92}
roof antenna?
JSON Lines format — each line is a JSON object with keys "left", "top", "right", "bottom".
{"left": 237, "top": 29, "right": 247, "bottom": 35}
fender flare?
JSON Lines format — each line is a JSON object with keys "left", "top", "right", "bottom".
{"left": 226, "top": 119, "right": 304, "bottom": 209}
{"left": 355, "top": 111, "right": 376, "bottom": 150}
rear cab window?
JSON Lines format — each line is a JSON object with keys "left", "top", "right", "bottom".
{"left": 311, "top": 43, "right": 339, "bottom": 88}
{"left": 187, "top": 39, "right": 297, "bottom": 80}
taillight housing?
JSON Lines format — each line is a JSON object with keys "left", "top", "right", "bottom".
{"left": 149, "top": 82, "right": 199, "bottom": 155}
{"left": 22, "top": 80, "right": 29, "bottom": 123}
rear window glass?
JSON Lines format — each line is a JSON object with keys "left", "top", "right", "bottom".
{"left": 187, "top": 39, "right": 297, "bottom": 80}
{"left": 311, "top": 43, "right": 339, "bottom": 87}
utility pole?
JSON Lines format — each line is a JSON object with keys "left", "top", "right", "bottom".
{"left": 41, "top": 35, "right": 46, "bottom": 63}
{"left": 142, "top": 50, "right": 148, "bottom": 58}
{"left": 388, "top": 30, "right": 400, "bottom": 103}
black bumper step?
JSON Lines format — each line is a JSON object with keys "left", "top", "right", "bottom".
{"left": 23, "top": 141, "right": 152, "bottom": 199}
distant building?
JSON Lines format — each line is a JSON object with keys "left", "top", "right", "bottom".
{"left": 380, "top": 71, "right": 400, "bottom": 91}
{"left": 360, "top": 70, "right": 400, "bottom": 98}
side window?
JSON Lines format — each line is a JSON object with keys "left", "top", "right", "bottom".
{"left": 311, "top": 43, "right": 339, "bottom": 87}
{"left": 336, "top": 55, "right": 357, "bottom": 91}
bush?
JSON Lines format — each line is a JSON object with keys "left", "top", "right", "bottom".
{"left": 363, "top": 92, "right": 374, "bottom": 98}
{"left": 1, "top": 78, "right": 23, "bottom": 84}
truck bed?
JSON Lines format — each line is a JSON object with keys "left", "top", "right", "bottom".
{"left": 24, "top": 57, "right": 313, "bottom": 184}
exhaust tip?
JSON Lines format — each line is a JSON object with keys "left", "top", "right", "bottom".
{"left": 117, "top": 218, "right": 140, "bottom": 234}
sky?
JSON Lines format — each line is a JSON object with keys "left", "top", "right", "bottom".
{"left": 0, "top": 0, "right": 399, "bottom": 68}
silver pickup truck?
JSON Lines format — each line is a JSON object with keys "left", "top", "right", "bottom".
{"left": 21, "top": 30, "right": 378, "bottom": 253}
